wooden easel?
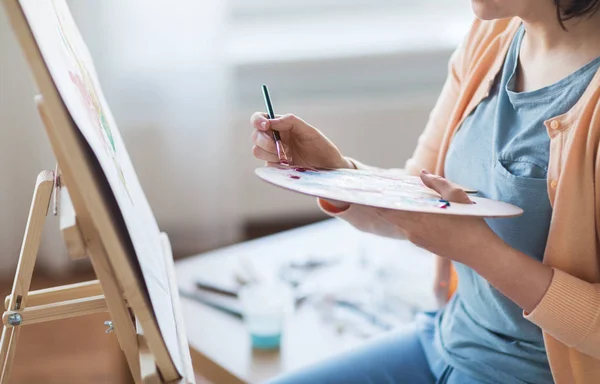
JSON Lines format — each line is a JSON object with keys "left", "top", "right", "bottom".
{"left": 2, "top": 1, "right": 196, "bottom": 382}
{"left": 0, "top": 167, "right": 175, "bottom": 383}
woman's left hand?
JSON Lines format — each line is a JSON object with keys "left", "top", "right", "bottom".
{"left": 374, "top": 169, "right": 502, "bottom": 264}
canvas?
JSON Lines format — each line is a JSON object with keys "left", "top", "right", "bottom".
{"left": 16, "top": 0, "right": 189, "bottom": 376}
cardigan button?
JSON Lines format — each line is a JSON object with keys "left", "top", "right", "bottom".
{"left": 550, "top": 120, "right": 561, "bottom": 130}
{"left": 551, "top": 179, "right": 558, "bottom": 189}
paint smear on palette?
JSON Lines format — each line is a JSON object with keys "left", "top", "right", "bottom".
{"left": 289, "top": 175, "right": 300, "bottom": 180}
{"left": 295, "top": 167, "right": 318, "bottom": 173}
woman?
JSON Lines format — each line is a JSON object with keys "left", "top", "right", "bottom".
{"left": 249, "top": 1, "right": 600, "bottom": 383}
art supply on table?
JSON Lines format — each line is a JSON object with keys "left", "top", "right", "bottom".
{"left": 195, "top": 278, "right": 240, "bottom": 297}
{"left": 255, "top": 166, "right": 522, "bottom": 217}
{"left": 278, "top": 255, "right": 340, "bottom": 287}
{"left": 180, "top": 289, "right": 243, "bottom": 318}
{"left": 261, "top": 84, "right": 289, "bottom": 165}
{"left": 233, "top": 254, "right": 266, "bottom": 286}
{"left": 238, "top": 282, "right": 294, "bottom": 350}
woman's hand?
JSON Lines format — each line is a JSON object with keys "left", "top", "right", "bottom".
{"left": 250, "top": 112, "right": 354, "bottom": 169}
{"left": 373, "top": 170, "right": 502, "bottom": 264}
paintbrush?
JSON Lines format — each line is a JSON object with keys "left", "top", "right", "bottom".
{"left": 261, "top": 84, "right": 289, "bottom": 165}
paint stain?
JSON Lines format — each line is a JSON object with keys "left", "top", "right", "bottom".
{"left": 295, "top": 167, "right": 317, "bottom": 173}
{"left": 288, "top": 175, "right": 300, "bottom": 180}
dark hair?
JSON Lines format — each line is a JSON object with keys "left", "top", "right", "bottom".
{"left": 555, "top": 0, "right": 600, "bottom": 28}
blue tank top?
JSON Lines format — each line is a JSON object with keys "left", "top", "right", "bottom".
{"left": 436, "top": 25, "right": 600, "bottom": 384}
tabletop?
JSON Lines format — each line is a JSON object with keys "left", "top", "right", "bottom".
{"left": 175, "top": 219, "right": 437, "bottom": 384}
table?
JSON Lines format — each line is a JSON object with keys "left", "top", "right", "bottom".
{"left": 175, "top": 219, "right": 437, "bottom": 384}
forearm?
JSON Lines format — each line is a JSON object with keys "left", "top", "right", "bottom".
{"left": 465, "top": 238, "right": 554, "bottom": 313}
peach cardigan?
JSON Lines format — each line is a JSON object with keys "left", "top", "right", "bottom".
{"left": 322, "top": 17, "right": 600, "bottom": 383}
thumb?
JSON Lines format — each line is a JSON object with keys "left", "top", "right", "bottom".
{"left": 420, "top": 169, "right": 472, "bottom": 204}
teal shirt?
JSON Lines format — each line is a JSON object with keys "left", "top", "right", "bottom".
{"left": 437, "top": 26, "right": 600, "bottom": 384}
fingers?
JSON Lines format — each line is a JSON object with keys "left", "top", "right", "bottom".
{"left": 251, "top": 111, "right": 289, "bottom": 132}
{"left": 420, "top": 169, "right": 472, "bottom": 204}
{"left": 251, "top": 112, "right": 273, "bottom": 131}
{"left": 250, "top": 112, "right": 312, "bottom": 166}
{"left": 321, "top": 198, "right": 351, "bottom": 211}
{"left": 252, "top": 145, "right": 280, "bottom": 163}
{"left": 251, "top": 129, "right": 292, "bottom": 160}
{"left": 251, "top": 129, "right": 277, "bottom": 153}
{"left": 251, "top": 112, "right": 311, "bottom": 137}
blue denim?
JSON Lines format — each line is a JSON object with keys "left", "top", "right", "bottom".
{"left": 267, "top": 312, "right": 482, "bottom": 384}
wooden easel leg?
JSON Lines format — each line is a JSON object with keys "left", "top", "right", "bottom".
{"left": 0, "top": 327, "right": 14, "bottom": 380}
{"left": 0, "top": 327, "right": 19, "bottom": 383}
{"left": 0, "top": 171, "right": 54, "bottom": 384}
{"left": 137, "top": 320, "right": 161, "bottom": 384}
{"left": 87, "top": 247, "right": 142, "bottom": 383}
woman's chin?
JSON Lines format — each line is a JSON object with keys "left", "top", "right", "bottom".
{"left": 470, "top": 1, "right": 506, "bottom": 21}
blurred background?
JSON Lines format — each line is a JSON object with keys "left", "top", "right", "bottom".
{"left": 0, "top": 0, "right": 472, "bottom": 382}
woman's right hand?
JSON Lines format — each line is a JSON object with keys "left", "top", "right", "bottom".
{"left": 250, "top": 112, "right": 354, "bottom": 169}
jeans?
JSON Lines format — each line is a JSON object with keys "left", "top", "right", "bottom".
{"left": 266, "top": 312, "right": 483, "bottom": 384}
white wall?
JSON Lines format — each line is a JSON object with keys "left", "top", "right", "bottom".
{"left": 0, "top": 0, "right": 238, "bottom": 277}
{"left": 0, "top": 4, "right": 70, "bottom": 277}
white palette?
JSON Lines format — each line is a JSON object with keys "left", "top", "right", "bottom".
{"left": 256, "top": 166, "right": 523, "bottom": 217}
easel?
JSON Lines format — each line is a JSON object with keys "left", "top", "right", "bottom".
{"left": 0, "top": 102, "right": 194, "bottom": 383}
{"left": 0, "top": 166, "right": 176, "bottom": 383}
{"left": 2, "top": 1, "right": 196, "bottom": 382}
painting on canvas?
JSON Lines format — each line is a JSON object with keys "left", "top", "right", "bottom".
{"left": 16, "top": 0, "right": 188, "bottom": 375}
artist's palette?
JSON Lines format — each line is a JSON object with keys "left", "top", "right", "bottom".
{"left": 255, "top": 166, "right": 523, "bottom": 217}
